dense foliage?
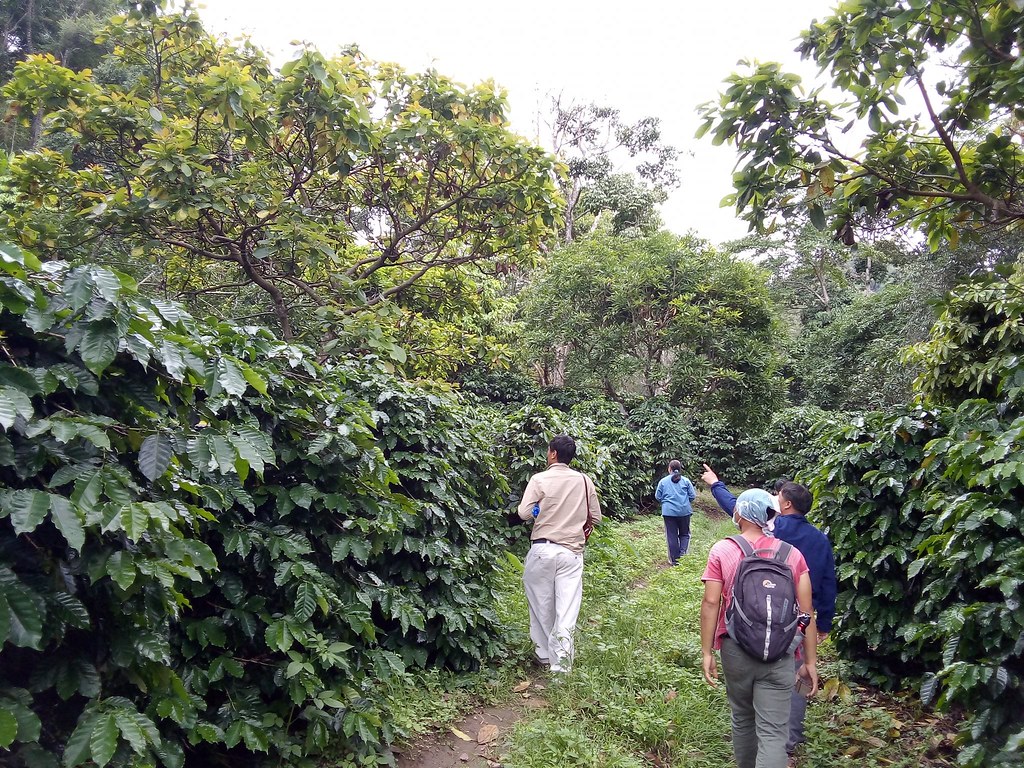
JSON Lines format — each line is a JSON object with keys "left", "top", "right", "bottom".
{"left": 700, "top": 0, "right": 1024, "bottom": 246}
{"left": 0, "top": 4, "right": 560, "bottom": 354}
{"left": 811, "top": 268, "right": 1024, "bottom": 766}
{"left": 518, "top": 232, "right": 785, "bottom": 427}
{"left": 0, "top": 244, "right": 512, "bottom": 766}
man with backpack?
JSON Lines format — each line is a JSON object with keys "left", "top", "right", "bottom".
{"left": 702, "top": 466, "right": 837, "bottom": 758}
{"left": 700, "top": 488, "right": 819, "bottom": 768}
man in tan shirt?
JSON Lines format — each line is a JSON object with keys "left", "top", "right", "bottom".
{"left": 517, "top": 435, "right": 602, "bottom": 673}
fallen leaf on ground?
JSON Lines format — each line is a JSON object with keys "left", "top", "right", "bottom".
{"left": 450, "top": 727, "right": 472, "bottom": 741}
{"left": 512, "top": 681, "right": 531, "bottom": 693}
{"left": 477, "top": 724, "right": 499, "bottom": 744}
{"left": 664, "top": 690, "right": 677, "bottom": 702}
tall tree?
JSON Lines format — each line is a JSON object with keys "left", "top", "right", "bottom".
{"left": 0, "top": 0, "right": 118, "bottom": 148}
{"left": 518, "top": 231, "right": 785, "bottom": 426}
{"left": 0, "top": 4, "right": 561, "bottom": 342}
{"left": 548, "top": 96, "right": 678, "bottom": 242}
{"left": 699, "top": 0, "right": 1024, "bottom": 248}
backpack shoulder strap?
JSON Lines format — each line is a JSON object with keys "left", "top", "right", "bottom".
{"left": 773, "top": 541, "right": 794, "bottom": 563}
{"left": 729, "top": 535, "right": 755, "bottom": 558}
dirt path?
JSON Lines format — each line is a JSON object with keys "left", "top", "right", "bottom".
{"left": 393, "top": 678, "right": 547, "bottom": 768}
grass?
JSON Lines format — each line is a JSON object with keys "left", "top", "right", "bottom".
{"left": 358, "top": 499, "right": 960, "bottom": 767}
{"left": 500, "top": 504, "right": 739, "bottom": 768}
{"left": 498, "top": 503, "right": 960, "bottom": 767}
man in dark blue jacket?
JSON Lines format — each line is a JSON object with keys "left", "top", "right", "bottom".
{"left": 700, "top": 465, "right": 837, "bottom": 759}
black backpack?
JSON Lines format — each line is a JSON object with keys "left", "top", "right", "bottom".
{"left": 725, "top": 535, "right": 802, "bottom": 663}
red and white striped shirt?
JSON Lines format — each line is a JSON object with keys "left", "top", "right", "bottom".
{"left": 701, "top": 535, "right": 809, "bottom": 651}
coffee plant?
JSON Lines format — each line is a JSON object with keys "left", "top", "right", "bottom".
{"left": 0, "top": 245, "right": 510, "bottom": 766}
{"left": 810, "top": 268, "right": 1024, "bottom": 766}
{"left": 489, "top": 402, "right": 649, "bottom": 520}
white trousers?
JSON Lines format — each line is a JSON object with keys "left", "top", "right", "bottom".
{"left": 522, "top": 542, "right": 584, "bottom": 672}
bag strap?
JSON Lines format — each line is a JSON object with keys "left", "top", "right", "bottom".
{"left": 729, "top": 534, "right": 755, "bottom": 558}
{"left": 773, "top": 541, "right": 793, "bottom": 563}
{"left": 581, "top": 474, "right": 594, "bottom": 539}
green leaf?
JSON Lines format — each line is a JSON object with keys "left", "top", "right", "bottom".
{"left": 51, "top": 590, "right": 90, "bottom": 627}
{"left": 64, "top": 268, "right": 95, "bottom": 311}
{"left": 290, "top": 483, "right": 315, "bottom": 509}
{"left": 236, "top": 424, "right": 275, "bottom": 466}
{"left": 4, "top": 490, "right": 52, "bottom": 535}
{"left": 1, "top": 577, "right": 44, "bottom": 648}
{"left": 294, "top": 582, "right": 317, "bottom": 622}
{"left": 78, "top": 322, "right": 119, "bottom": 375}
{"left": 0, "top": 708, "right": 18, "bottom": 748}
{"left": 106, "top": 551, "right": 137, "bottom": 590}
{"left": 265, "top": 619, "right": 293, "bottom": 652}
{"left": 91, "top": 269, "right": 122, "bottom": 303}
{"left": 0, "top": 242, "right": 40, "bottom": 271}
{"left": 121, "top": 504, "right": 149, "bottom": 542}
{"left": 0, "top": 366, "right": 41, "bottom": 395}
{"left": 808, "top": 204, "right": 826, "bottom": 230}
{"left": 228, "top": 434, "right": 265, "bottom": 477}
{"left": 50, "top": 496, "right": 85, "bottom": 551}
{"left": 113, "top": 709, "right": 147, "bottom": 754}
{"left": 206, "top": 435, "right": 238, "bottom": 474}
{"left": 62, "top": 711, "right": 97, "bottom": 767}
{"left": 138, "top": 433, "right": 173, "bottom": 481}
{"left": 920, "top": 674, "right": 939, "bottom": 705}
{"left": 0, "top": 593, "right": 9, "bottom": 642}
{"left": 217, "top": 357, "right": 247, "bottom": 397}
{"left": 0, "top": 385, "right": 34, "bottom": 429}
{"left": 71, "top": 472, "right": 102, "bottom": 514}
{"left": 89, "top": 713, "right": 118, "bottom": 768}
{"left": 240, "top": 363, "right": 268, "bottom": 395}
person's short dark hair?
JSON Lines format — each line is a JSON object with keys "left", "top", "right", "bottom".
{"left": 669, "top": 459, "right": 682, "bottom": 483}
{"left": 779, "top": 481, "right": 812, "bottom": 515}
{"left": 549, "top": 434, "right": 576, "bottom": 464}
{"left": 771, "top": 477, "right": 789, "bottom": 493}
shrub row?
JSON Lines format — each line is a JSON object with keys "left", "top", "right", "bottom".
{"left": 810, "top": 268, "right": 1024, "bottom": 766}
{"left": 0, "top": 246, "right": 510, "bottom": 766}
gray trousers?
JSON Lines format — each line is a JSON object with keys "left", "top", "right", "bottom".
{"left": 720, "top": 637, "right": 793, "bottom": 768}
{"left": 787, "top": 656, "right": 808, "bottom": 753}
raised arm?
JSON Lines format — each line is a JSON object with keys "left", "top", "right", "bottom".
{"left": 702, "top": 465, "right": 737, "bottom": 514}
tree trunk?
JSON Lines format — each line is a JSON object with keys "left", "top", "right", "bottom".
{"left": 563, "top": 179, "right": 583, "bottom": 243}
{"left": 25, "top": 0, "right": 43, "bottom": 148}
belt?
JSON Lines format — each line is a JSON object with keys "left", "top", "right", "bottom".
{"left": 532, "top": 538, "right": 564, "bottom": 546}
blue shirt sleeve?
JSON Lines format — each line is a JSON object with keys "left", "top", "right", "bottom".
{"left": 709, "top": 481, "right": 737, "bottom": 514}
{"left": 815, "top": 540, "right": 838, "bottom": 633}
{"left": 685, "top": 478, "right": 696, "bottom": 501}
{"left": 655, "top": 478, "right": 666, "bottom": 502}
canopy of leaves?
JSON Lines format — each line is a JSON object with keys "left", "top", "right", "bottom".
{"left": 0, "top": 4, "right": 561, "bottom": 345}
{"left": 0, "top": 242, "right": 513, "bottom": 766}
{"left": 518, "top": 232, "right": 785, "bottom": 427}
{"left": 0, "top": 0, "right": 117, "bottom": 80}
{"left": 548, "top": 97, "right": 677, "bottom": 242}
{"left": 793, "top": 283, "right": 920, "bottom": 410}
{"left": 699, "top": 0, "right": 1024, "bottom": 248}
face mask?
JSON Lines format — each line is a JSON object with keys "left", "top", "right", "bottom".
{"left": 733, "top": 512, "right": 742, "bottom": 530}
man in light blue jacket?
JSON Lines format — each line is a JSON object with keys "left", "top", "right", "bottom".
{"left": 654, "top": 459, "right": 696, "bottom": 564}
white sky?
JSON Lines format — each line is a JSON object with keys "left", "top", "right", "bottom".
{"left": 195, "top": 0, "right": 839, "bottom": 245}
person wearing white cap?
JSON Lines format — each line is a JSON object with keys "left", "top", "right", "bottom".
{"left": 700, "top": 488, "right": 819, "bottom": 768}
